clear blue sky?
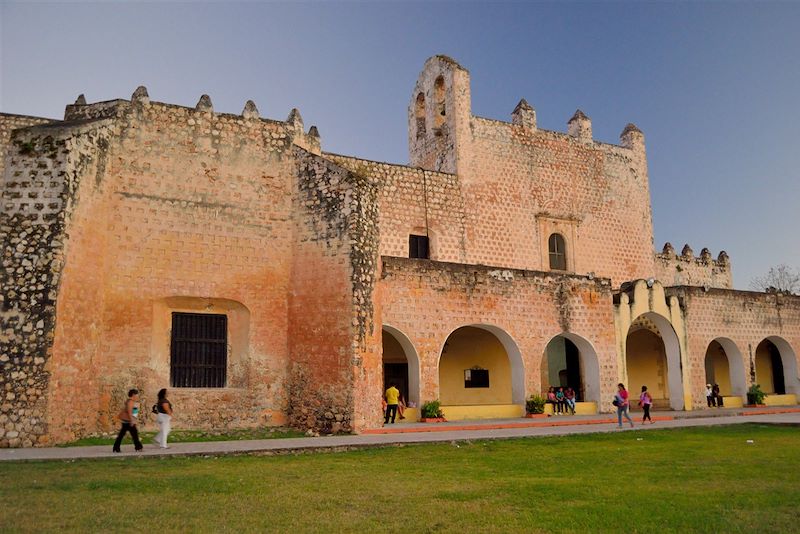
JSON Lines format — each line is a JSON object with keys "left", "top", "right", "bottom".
{"left": 2, "top": 1, "right": 798, "bottom": 288}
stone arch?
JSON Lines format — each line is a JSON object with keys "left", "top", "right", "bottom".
{"left": 625, "top": 312, "right": 683, "bottom": 410}
{"left": 438, "top": 324, "right": 525, "bottom": 405}
{"left": 382, "top": 325, "right": 421, "bottom": 406}
{"left": 541, "top": 332, "right": 601, "bottom": 403}
{"left": 704, "top": 337, "right": 747, "bottom": 398}
{"left": 755, "top": 336, "right": 800, "bottom": 395}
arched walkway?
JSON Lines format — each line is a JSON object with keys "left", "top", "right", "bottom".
{"left": 541, "top": 333, "right": 601, "bottom": 403}
{"left": 754, "top": 337, "right": 800, "bottom": 396}
{"left": 382, "top": 325, "right": 421, "bottom": 406}
{"left": 438, "top": 324, "right": 525, "bottom": 409}
{"left": 704, "top": 338, "right": 747, "bottom": 398}
{"left": 625, "top": 312, "right": 683, "bottom": 410}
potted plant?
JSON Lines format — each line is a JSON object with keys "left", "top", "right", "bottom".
{"left": 419, "top": 400, "right": 446, "bottom": 422}
{"left": 525, "top": 395, "right": 547, "bottom": 418}
{"left": 746, "top": 384, "right": 767, "bottom": 406}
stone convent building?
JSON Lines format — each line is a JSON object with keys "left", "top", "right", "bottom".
{"left": 2, "top": 55, "right": 798, "bottom": 447}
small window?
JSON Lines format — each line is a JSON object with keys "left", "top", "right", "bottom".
{"left": 464, "top": 368, "right": 490, "bottom": 388}
{"left": 409, "top": 234, "right": 429, "bottom": 259}
{"left": 434, "top": 76, "right": 446, "bottom": 133}
{"left": 170, "top": 312, "right": 227, "bottom": 388}
{"left": 548, "top": 233, "right": 567, "bottom": 271}
{"left": 415, "top": 93, "right": 426, "bottom": 139}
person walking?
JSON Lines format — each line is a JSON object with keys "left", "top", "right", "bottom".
{"left": 384, "top": 382, "right": 400, "bottom": 424}
{"left": 615, "top": 383, "right": 634, "bottom": 428}
{"left": 112, "top": 388, "right": 143, "bottom": 453}
{"left": 152, "top": 388, "right": 173, "bottom": 449}
{"left": 639, "top": 385, "right": 653, "bottom": 424}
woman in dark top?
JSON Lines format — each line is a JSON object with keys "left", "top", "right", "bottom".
{"left": 153, "top": 388, "right": 173, "bottom": 449}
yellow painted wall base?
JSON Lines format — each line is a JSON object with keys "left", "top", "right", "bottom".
{"left": 721, "top": 396, "right": 744, "bottom": 408}
{"left": 440, "top": 404, "right": 524, "bottom": 420}
{"left": 391, "top": 407, "right": 418, "bottom": 423}
{"left": 543, "top": 402, "right": 598, "bottom": 415}
{"left": 764, "top": 394, "right": 798, "bottom": 407}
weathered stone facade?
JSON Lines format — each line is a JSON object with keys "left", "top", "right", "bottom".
{"left": 1, "top": 55, "right": 798, "bottom": 447}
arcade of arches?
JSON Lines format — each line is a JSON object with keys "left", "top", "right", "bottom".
{"left": 379, "top": 321, "right": 798, "bottom": 424}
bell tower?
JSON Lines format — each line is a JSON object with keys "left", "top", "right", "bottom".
{"left": 408, "top": 55, "right": 472, "bottom": 174}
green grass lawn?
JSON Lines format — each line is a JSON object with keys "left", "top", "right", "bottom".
{"left": 2, "top": 424, "right": 799, "bottom": 533}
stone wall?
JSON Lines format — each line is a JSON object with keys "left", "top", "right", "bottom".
{"left": 655, "top": 243, "right": 732, "bottom": 289}
{"left": 325, "top": 153, "right": 468, "bottom": 263}
{"left": 378, "top": 257, "right": 618, "bottom": 409}
{"left": 666, "top": 286, "right": 800, "bottom": 408}
{"left": 290, "top": 149, "right": 380, "bottom": 433}
{"left": 0, "top": 113, "right": 58, "bottom": 182}
{"left": 407, "top": 56, "right": 656, "bottom": 288}
{"left": 1, "top": 118, "right": 114, "bottom": 447}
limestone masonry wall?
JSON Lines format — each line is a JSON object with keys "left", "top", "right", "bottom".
{"left": 1, "top": 118, "right": 115, "bottom": 446}
{"left": 290, "top": 149, "right": 380, "bottom": 433}
{"left": 0, "top": 114, "right": 59, "bottom": 182}
{"left": 667, "top": 287, "right": 800, "bottom": 408}
{"left": 379, "top": 258, "right": 619, "bottom": 408}
{"left": 407, "top": 56, "right": 655, "bottom": 288}
{"left": 655, "top": 243, "right": 732, "bottom": 289}
{"left": 71, "top": 97, "right": 300, "bottom": 440}
{"left": 325, "top": 153, "right": 468, "bottom": 263}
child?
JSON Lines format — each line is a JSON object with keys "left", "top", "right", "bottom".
{"left": 639, "top": 385, "right": 653, "bottom": 424}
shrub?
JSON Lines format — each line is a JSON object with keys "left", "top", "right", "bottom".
{"left": 747, "top": 384, "right": 767, "bottom": 405}
{"left": 526, "top": 395, "right": 546, "bottom": 414}
{"left": 421, "top": 400, "right": 444, "bottom": 419}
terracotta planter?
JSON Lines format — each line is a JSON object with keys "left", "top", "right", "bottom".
{"left": 418, "top": 417, "right": 448, "bottom": 423}
{"left": 744, "top": 404, "right": 766, "bottom": 408}
{"left": 524, "top": 413, "right": 549, "bottom": 418}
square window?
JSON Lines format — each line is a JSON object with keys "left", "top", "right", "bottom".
{"left": 409, "top": 234, "right": 430, "bottom": 259}
{"left": 464, "top": 368, "right": 490, "bottom": 388}
{"left": 170, "top": 312, "right": 227, "bottom": 388}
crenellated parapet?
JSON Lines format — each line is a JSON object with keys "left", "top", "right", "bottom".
{"left": 63, "top": 87, "right": 322, "bottom": 154}
{"left": 654, "top": 242, "right": 732, "bottom": 289}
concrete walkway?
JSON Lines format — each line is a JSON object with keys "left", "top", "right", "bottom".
{"left": 1, "top": 407, "right": 798, "bottom": 462}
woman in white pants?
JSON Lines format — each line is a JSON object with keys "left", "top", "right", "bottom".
{"left": 153, "top": 388, "right": 173, "bottom": 448}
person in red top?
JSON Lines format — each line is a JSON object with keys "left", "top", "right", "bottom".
{"left": 615, "top": 383, "right": 635, "bottom": 428}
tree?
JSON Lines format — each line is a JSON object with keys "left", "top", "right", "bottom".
{"left": 749, "top": 264, "right": 800, "bottom": 294}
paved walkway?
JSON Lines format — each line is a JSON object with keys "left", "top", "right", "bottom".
{"left": 2, "top": 406, "right": 798, "bottom": 462}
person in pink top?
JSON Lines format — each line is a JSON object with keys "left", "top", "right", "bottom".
{"left": 638, "top": 385, "right": 653, "bottom": 424}
{"left": 545, "top": 387, "right": 559, "bottom": 415}
{"left": 615, "top": 383, "right": 634, "bottom": 428}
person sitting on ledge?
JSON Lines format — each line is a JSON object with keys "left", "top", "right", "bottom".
{"left": 546, "top": 387, "right": 558, "bottom": 415}
{"left": 555, "top": 387, "right": 567, "bottom": 415}
{"left": 564, "top": 387, "right": 576, "bottom": 415}
{"left": 712, "top": 383, "right": 724, "bottom": 408}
